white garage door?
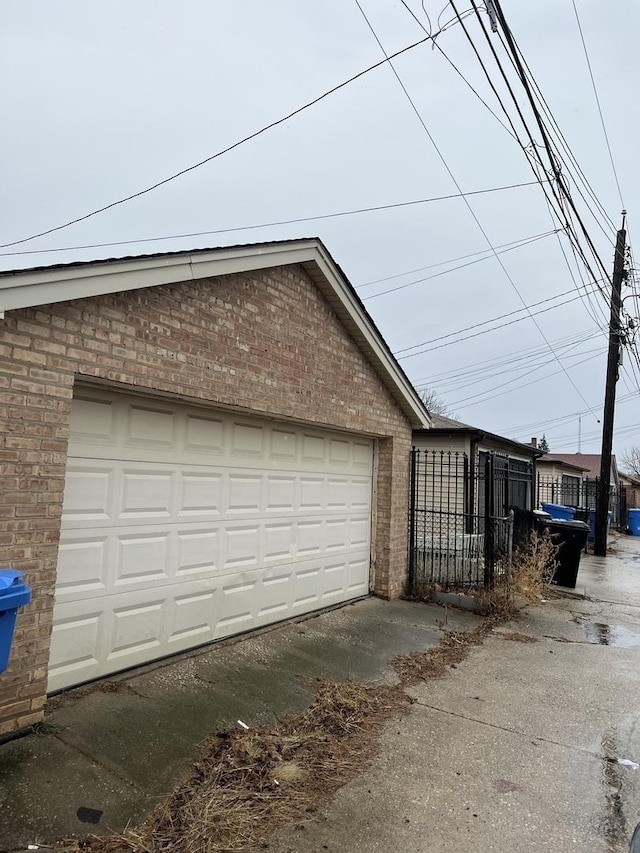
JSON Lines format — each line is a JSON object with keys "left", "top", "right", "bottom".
{"left": 48, "top": 389, "right": 373, "bottom": 692}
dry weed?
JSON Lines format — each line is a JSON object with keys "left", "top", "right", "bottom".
{"left": 63, "top": 681, "right": 407, "bottom": 853}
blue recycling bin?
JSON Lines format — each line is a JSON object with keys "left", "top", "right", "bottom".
{"left": 541, "top": 502, "right": 576, "bottom": 521}
{"left": 628, "top": 509, "right": 640, "bottom": 536}
{"left": 0, "top": 569, "right": 32, "bottom": 674}
{"left": 588, "top": 510, "right": 613, "bottom": 542}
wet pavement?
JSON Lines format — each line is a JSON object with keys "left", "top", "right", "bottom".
{"left": 269, "top": 535, "right": 640, "bottom": 853}
{"left": 2, "top": 536, "right": 640, "bottom": 852}
{"left": 0, "top": 597, "right": 479, "bottom": 851}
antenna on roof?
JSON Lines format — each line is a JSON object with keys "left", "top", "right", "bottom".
{"left": 578, "top": 415, "right": 582, "bottom": 453}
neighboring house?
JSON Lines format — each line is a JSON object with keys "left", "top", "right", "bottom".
{"left": 0, "top": 239, "right": 430, "bottom": 736}
{"left": 536, "top": 454, "right": 590, "bottom": 507}
{"left": 537, "top": 453, "right": 623, "bottom": 525}
{"left": 409, "top": 415, "right": 543, "bottom": 589}
{"left": 413, "top": 413, "right": 543, "bottom": 517}
{"left": 539, "top": 453, "right": 619, "bottom": 487}
{"left": 619, "top": 472, "right": 640, "bottom": 509}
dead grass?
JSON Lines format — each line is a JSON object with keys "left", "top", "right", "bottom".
{"left": 392, "top": 620, "right": 495, "bottom": 683}
{"left": 56, "top": 613, "right": 505, "bottom": 853}
{"left": 61, "top": 681, "right": 408, "bottom": 853}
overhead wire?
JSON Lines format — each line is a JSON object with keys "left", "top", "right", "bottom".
{"left": 397, "top": 284, "right": 605, "bottom": 359}
{"left": 451, "top": 349, "right": 605, "bottom": 412}
{"left": 363, "top": 229, "right": 557, "bottom": 299}
{"left": 395, "top": 285, "right": 603, "bottom": 356}
{"left": 462, "top": 0, "right": 613, "bottom": 298}
{"left": 0, "top": 180, "right": 543, "bottom": 259}
{"left": 413, "top": 329, "right": 602, "bottom": 393}
{"left": 359, "top": 0, "right": 597, "bottom": 414}
{"left": 488, "top": 0, "right": 614, "bottom": 288}
{"left": 402, "top": 0, "right": 613, "bottom": 334}
{"left": 570, "top": 0, "right": 625, "bottom": 210}
{"left": 0, "top": 30, "right": 449, "bottom": 250}
{"left": 358, "top": 228, "right": 557, "bottom": 287}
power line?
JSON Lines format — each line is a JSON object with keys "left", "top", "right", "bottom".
{"left": 0, "top": 32, "right": 442, "bottom": 250}
{"left": 571, "top": 0, "right": 625, "bottom": 210}
{"left": 363, "top": 229, "right": 557, "bottom": 299}
{"left": 414, "top": 329, "right": 601, "bottom": 392}
{"left": 395, "top": 281, "right": 604, "bottom": 357}
{"left": 452, "top": 349, "right": 604, "bottom": 412}
{"left": 362, "top": 0, "right": 597, "bottom": 415}
{"left": 489, "top": 0, "right": 613, "bottom": 287}
{"left": 0, "top": 180, "right": 543, "bottom": 259}
{"left": 398, "top": 0, "right": 518, "bottom": 140}
{"left": 359, "top": 228, "right": 557, "bottom": 287}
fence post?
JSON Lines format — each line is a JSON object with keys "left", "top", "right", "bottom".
{"left": 408, "top": 447, "right": 417, "bottom": 591}
{"left": 484, "top": 454, "right": 495, "bottom": 588}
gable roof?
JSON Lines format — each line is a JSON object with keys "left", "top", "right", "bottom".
{"left": 537, "top": 454, "right": 589, "bottom": 474}
{"left": 0, "top": 238, "right": 430, "bottom": 428}
{"left": 414, "top": 412, "right": 542, "bottom": 458}
{"left": 541, "top": 453, "right": 618, "bottom": 479}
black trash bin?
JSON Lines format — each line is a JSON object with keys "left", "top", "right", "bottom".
{"left": 509, "top": 507, "right": 552, "bottom": 550}
{"left": 540, "top": 518, "right": 590, "bottom": 588}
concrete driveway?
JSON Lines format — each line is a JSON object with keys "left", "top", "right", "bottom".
{"left": 2, "top": 537, "right": 640, "bottom": 853}
{"left": 269, "top": 536, "right": 640, "bottom": 853}
{"left": 0, "top": 597, "right": 479, "bottom": 851}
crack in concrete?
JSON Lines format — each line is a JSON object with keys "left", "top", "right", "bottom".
{"left": 413, "top": 699, "right": 609, "bottom": 761}
{"left": 52, "top": 733, "right": 153, "bottom": 797}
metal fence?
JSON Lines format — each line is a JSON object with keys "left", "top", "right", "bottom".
{"left": 536, "top": 476, "right": 626, "bottom": 528}
{"left": 408, "top": 450, "right": 532, "bottom": 592}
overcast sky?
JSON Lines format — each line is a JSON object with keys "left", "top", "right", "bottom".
{"left": 2, "top": 1, "right": 639, "bottom": 458}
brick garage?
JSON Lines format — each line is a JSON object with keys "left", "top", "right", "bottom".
{"left": 0, "top": 239, "right": 429, "bottom": 736}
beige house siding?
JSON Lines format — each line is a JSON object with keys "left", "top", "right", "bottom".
{"left": 0, "top": 263, "right": 414, "bottom": 736}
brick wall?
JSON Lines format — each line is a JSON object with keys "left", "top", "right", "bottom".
{"left": 0, "top": 263, "right": 413, "bottom": 736}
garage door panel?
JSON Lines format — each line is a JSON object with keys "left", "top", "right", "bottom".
{"left": 51, "top": 389, "right": 373, "bottom": 692}
{"left": 115, "top": 532, "right": 171, "bottom": 586}
{"left": 48, "top": 608, "right": 105, "bottom": 691}
{"left": 177, "top": 473, "right": 223, "bottom": 517}
{"left": 224, "top": 525, "right": 261, "bottom": 569}
{"left": 347, "top": 558, "right": 370, "bottom": 595}
{"left": 265, "top": 476, "right": 296, "bottom": 513}
{"left": 119, "top": 470, "right": 174, "bottom": 519}
{"left": 231, "top": 422, "right": 265, "bottom": 457}
{"left": 184, "top": 413, "right": 225, "bottom": 455}
{"left": 292, "top": 567, "right": 322, "bottom": 611}
{"left": 108, "top": 599, "right": 166, "bottom": 661}
{"left": 322, "top": 562, "right": 349, "bottom": 599}
{"left": 177, "top": 529, "right": 220, "bottom": 575}
{"left": 169, "top": 591, "right": 217, "bottom": 644}
{"left": 56, "top": 536, "right": 109, "bottom": 597}
{"left": 61, "top": 467, "right": 114, "bottom": 523}
{"left": 228, "top": 475, "right": 263, "bottom": 513}
{"left": 126, "top": 404, "right": 176, "bottom": 448}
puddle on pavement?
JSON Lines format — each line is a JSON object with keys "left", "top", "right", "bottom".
{"left": 584, "top": 623, "right": 640, "bottom": 648}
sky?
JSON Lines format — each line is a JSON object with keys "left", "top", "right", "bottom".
{"left": 1, "top": 0, "right": 639, "bottom": 460}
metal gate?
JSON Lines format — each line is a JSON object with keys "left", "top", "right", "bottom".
{"left": 408, "top": 450, "right": 528, "bottom": 593}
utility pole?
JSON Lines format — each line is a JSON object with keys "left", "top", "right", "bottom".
{"left": 594, "top": 211, "right": 627, "bottom": 556}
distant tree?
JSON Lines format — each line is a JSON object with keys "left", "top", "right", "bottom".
{"left": 621, "top": 447, "right": 640, "bottom": 479}
{"left": 419, "top": 388, "right": 454, "bottom": 417}
{"left": 539, "top": 433, "right": 550, "bottom": 453}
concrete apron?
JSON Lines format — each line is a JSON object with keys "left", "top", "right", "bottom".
{"left": 0, "top": 597, "right": 480, "bottom": 851}
{"left": 268, "top": 535, "right": 640, "bottom": 853}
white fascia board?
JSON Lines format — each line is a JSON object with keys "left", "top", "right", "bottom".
{"left": 0, "top": 239, "right": 430, "bottom": 428}
{"left": 0, "top": 242, "right": 319, "bottom": 314}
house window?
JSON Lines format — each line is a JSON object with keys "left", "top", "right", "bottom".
{"left": 561, "top": 475, "right": 581, "bottom": 507}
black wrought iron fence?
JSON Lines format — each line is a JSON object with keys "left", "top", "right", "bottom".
{"left": 536, "top": 476, "right": 625, "bottom": 527}
{"left": 408, "top": 449, "right": 528, "bottom": 592}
